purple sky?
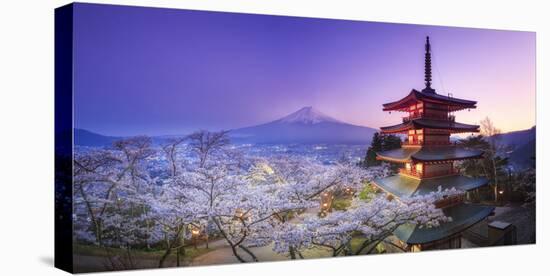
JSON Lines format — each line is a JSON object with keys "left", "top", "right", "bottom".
{"left": 73, "top": 3, "right": 536, "bottom": 136}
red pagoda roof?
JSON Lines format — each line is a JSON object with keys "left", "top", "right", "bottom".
{"left": 380, "top": 118, "right": 480, "bottom": 134}
{"left": 376, "top": 146, "right": 484, "bottom": 163}
{"left": 382, "top": 89, "right": 477, "bottom": 112}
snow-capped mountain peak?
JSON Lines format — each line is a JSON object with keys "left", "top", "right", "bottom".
{"left": 229, "top": 106, "right": 377, "bottom": 144}
{"left": 277, "top": 106, "right": 342, "bottom": 124}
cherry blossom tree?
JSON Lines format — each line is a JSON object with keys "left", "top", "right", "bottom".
{"left": 272, "top": 188, "right": 459, "bottom": 257}
{"left": 73, "top": 137, "right": 155, "bottom": 269}
{"left": 72, "top": 130, "right": 459, "bottom": 266}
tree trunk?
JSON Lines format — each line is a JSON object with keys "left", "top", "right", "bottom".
{"left": 239, "top": 245, "right": 259, "bottom": 262}
{"left": 176, "top": 247, "right": 181, "bottom": 267}
{"left": 355, "top": 238, "right": 383, "bottom": 255}
{"left": 289, "top": 246, "right": 297, "bottom": 259}
{"left": 158, "top": 247, "right": 172, "bottom": 268}
{"left": 176, "top": 235, "right": 186, "bottom": 267}
{"left": 125, "top": 245, "right": 135, "bottom": 269}
{"left": 230, "top": 245, "right": 247, "bottom": 263}
{"left": 493, "top": 161, "right": 498, "bottom": 203}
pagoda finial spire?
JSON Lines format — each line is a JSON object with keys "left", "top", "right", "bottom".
{"left": 422, "top": 36, "right": 436, "bottom": 94}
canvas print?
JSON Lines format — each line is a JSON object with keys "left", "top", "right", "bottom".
{"left": 55, "top": 3, "right": 536, "bottom": 273}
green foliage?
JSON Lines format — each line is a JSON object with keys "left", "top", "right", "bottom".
{"left": 362, "top": 132, "right": 402, "bottom": 167}
{"left": 512, "top": 168, "right": 536, "bottom": 204}
{"left": 349, "top": 237, "right": 367, "bottom": 254}
{"left": 363, "top": 133, "right": 382, "bottom": 167}
{"left": 332, "top": 198, "right": 352, "bottom": 211}
{"left": 457, "top": 134, "right": 518, "bottom": 203}
{"left": 383, "top": 134, "right": 402, "bottom": 150}
{"left": 375, "top": 242, "right": 386, "bottom": 254}
{"left": 457, "top": 135, "right": 509, "bottom": 179}
{"left": 358, "top": 183, "right": 377, "bottom": 202}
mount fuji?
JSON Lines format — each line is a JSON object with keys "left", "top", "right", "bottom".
{"left": 230, "top": 106, "right": 377, "bottom": 145}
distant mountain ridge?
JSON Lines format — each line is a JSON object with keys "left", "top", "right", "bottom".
{"left": 74, "top": 129, "right": 122, "bottom": 147}
{"left": 229, "top": 107, "right": 377, "bottom": 145}
{"left": 497, "top": 126, "right": 536, "bottom": 169}
{"left": 495, "top": 126, "right": 536, "bottom": 148}
{"left": 73, "top": 111, "right": 536, "bottom": 157}
{"left": 74, "top": 107, "right": 378, "bottom": 147}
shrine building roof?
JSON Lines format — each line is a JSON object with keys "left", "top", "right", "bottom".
{"left": 371, "top": 174, "right": 489, "bottom": 198}
{"left": 380, "top": 118, "right": 480, "bottom": 134}
{"left": 394, "top": 203, "right": 494, "bottom": 244}
{"left": 382, "top": 89, "right": 477, "bottom": 112}
{"left": 376, "top": 146, "right": 483, "bottom": 163}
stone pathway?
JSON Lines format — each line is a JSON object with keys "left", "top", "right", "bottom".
{"left": 191, "top": 244, "right": 289, "bottom": 266}
{"left": 192, "top": 208, "right": 330, "bottom": 266}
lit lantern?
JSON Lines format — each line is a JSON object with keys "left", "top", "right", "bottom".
{"left": 235, "top": 209, "right": 244, "bottom": 219}
{"left": 191, "top": 229, "right": 200, "bottom": 237}
{"left": 320, "top": 191, "right": 333, "bottom": 212}
{"left": 344, "top": 187, "right": 353, "bottom": 195}
{"left": 190, "top": 227, "right": 201, "bottom": 249}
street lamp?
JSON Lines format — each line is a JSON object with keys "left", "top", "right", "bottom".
{"left": 320, "top": 191, "right": 333, "bottom": 214}
{"left": 344, "top": 187, "right": 354, "bottom": 195}
{"left": 235, "top": 209, "right": 244, "bottom": 219}
{"left": 191, "top": 228, "right": 200, "bottom": 249}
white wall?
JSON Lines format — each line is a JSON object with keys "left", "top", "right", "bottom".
{"left": 0, "top": 1, "right": 548, "bottom": 276}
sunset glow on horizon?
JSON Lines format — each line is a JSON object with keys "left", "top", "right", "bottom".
{"left": 73, "top": 4, "right": 535, "bottom": 136}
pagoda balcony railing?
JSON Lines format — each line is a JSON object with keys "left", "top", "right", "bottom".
{"left": 399, "top": 168, "right": 460, "bottom": 179}
{"left": 402, "top": 113, "right": 423, "bottom": 122}
{"left": 402, "top": 114, "right": 456, "bottom": 123}
{"left": 434, "top": 194, "right": 464, "bottom": 208}
{"left": 402, "top": 140, "right": 451, "bottom": 146}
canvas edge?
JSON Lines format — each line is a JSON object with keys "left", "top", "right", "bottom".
{"left": 55, "top": 2, "right": 75, "bottom": 274}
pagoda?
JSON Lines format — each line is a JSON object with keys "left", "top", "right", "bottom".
{"left": 372, "top": 37, "right": 494, "bottom": 251}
